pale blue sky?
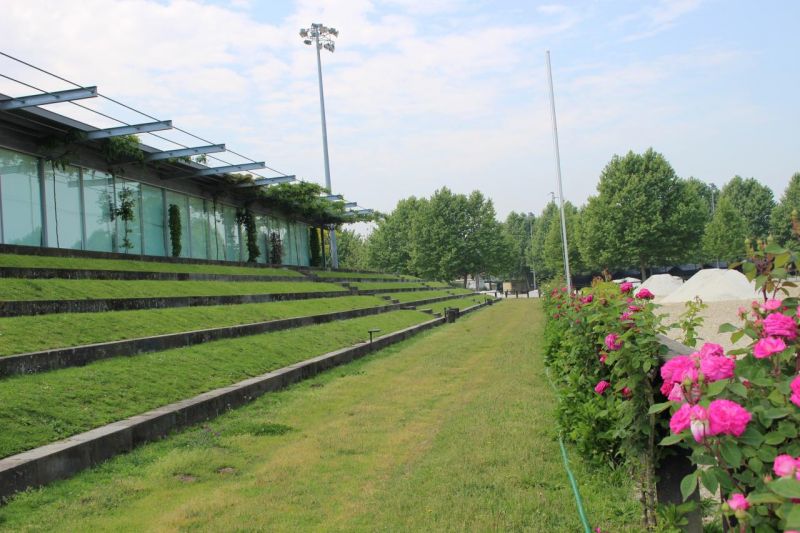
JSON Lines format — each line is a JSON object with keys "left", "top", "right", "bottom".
{"left": 0, "top": 0, "right": 797, "bottom": 221}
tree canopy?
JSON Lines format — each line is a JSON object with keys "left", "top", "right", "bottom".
{"left": 770, "top": 172, "right": 800, "bottom": 247}
{"left": 719, "top": 176, "right": 775, "bottom": 240}
{"left": 702, "top": 196, "right": 748, "bottom": 264}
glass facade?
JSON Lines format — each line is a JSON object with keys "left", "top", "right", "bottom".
{"left": 0, "top": 145, "right": 312, "bottom": 266}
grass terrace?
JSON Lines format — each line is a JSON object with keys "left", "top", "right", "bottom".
{"left": 311, "top": 270, "right": 417, "bottom": 280}
{"left": 349, "top": 281, "right": 434, "bottom": 291}
{"left": 382, "top": 288, "right": 473, "bottom": 303}
{"left": 0, "top": 311, "right": 433, "bottom": 458}
{"left": 0, "top": 279, "right": 345, "bottom": 301}
{"left": 0, "top": 296, "right": 389, "bottom": 357}
{"left": 0, "top": 300, "right": 639, "bottom": 531}
{"left": 0, "top": 253, "right": 302, "bottom": 277}
{"left": 424, "top": 295, "right": 489, "bottom": 315}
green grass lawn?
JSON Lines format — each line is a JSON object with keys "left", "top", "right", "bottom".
{"left": 350, "top": 281, "right": 432, "bottom": 290}
{"left": 0, "top": 278, "right": 346, "bottom": 301}
{"left": 0, "top": 296, "right": 389, "bottom": 356}
{"left": 312, "top": 270, "right": 414, "bottom": 280}
{"left": 0, "top": 311, "right": 432, "bottom": 459}
{"left": 0, "top": 253, "right": 302, "bottom": 277}
{"left": 424, "top": 295, "right": 490, "bottom": 314}
{"left": 0, "top": 300, "right": 640, "bottom": 531}
{"left": 383, "top": 288, "right": 473, "bottom": 302}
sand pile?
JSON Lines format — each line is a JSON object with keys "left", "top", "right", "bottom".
{"left": 660, "top": 269, "right": 759, "bottom": 304}
{"left": 640, "top": 274, "right": 683, "bottom": 300}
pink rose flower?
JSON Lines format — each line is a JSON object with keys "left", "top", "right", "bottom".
{"left": 667, "top": 382, "right": 684, "bottom": 402}
{"left": 669, "top": 403, "right": 691, "bottom": 434}
{"left": 621, "top": 387, "right": 632, "bottom": 398}
{"left": 699, "top": 343, "right": 724, "bottom": 358}
{"left": 727, "top": 493, "right": 749, "bottom": 511}
{"left": 594, "top": 380, "right": 610, "bottom": 395}
{"left": 773, "top": 454, "right": 797, "bottom": 478}
{"left": 763, "top": 299, "right": 782, "bottom": 311}
{"left": 690, "top": 405, "right": 709, "bottom": 443}
{"left": 753, "top": 336, "right": 786, "bottom": 359}
{"left": 660, "top": 355, "right": 698, "bottom": 395}
{"left": 620, "top": 311, "right": 633, "bottom": 322}
{"left": 700, "top": 355, "right": 735, "bottom": 382}
{"left": 791, "top": 375, "right": 800, "bottom": 408}
{"left": 604, "top": 333, "right": 623, "bottom": 351}
{"left": 599, "top": 353, "right": 607, "bottom": 364}
{"left": 763, "top": 312, "right": 797, "bottom": 339}
{"left": 620, "top": 281, "right": 633, "bottom": 293}
{"left": 580, "top": 294, "right": 594, "bottom": 304}
{"left": 635, "top": 288, "right": 655, "bottom": 299}
{"left": 708, "top": 399, "right": 751, "bottom": 437}
{"left": 627, "top": 305, "right": 642, "bottom": 312}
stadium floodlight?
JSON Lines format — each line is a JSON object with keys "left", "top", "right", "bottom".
{"left": 299, "top": 22, "right": 340, "bottom": 268}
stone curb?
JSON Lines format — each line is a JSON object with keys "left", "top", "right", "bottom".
{"left": 0, "top": 290, "right": 350, "bottom": 317}
{"left": 355, "top": 286, "right": 453, "bottom": 295}
{"left": 0, "top": 293, "right": 483, "bottom": 377}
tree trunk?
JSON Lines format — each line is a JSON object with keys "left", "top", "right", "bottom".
{"left": 463, "top": 273, "right": 468, "bottom": 288}
{"left": 640, "top": 262, "right": 647, "bottom": 282}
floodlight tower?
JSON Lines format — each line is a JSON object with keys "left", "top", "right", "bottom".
{"left": 300, "top": 23, "right": 340, "bottom": 268}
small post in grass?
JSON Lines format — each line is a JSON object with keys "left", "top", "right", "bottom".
{"left": 368, "top": 328, "right": 381, "bottom": 346}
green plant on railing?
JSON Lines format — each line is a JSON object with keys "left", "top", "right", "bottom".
{"left": 114, "top": 186, "right": 137, "bottom": 252}
{"left": 235, "top": 208, "right": 260, "bottom": 263}
{"left": 168, "top": 204, "right": 181, "bottom": 257}
{"left": 103, "top": 134, "right": 143, "bottom": 164}
{"left": 670, "top": 296, "right": 707, "bottom": 348}
{"left": 269, "top": 231, "right": 283, "bottom": 265}
{"left": 309, "top": 227, "right": 322, "bottom": 267}
{"left": 656, "top": 236, "right": 800, "bottom": 531}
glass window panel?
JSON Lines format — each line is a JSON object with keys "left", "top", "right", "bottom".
{"left": 82, "top": 169, "right": 115, "bottom": 252}
{"left": 222, "top": 205, "right": 240, "bottom": 262}
{"left": 114, "top": 178, "right": 141, "bottom": 255}
{"left": 141, "top": 184, "right": 165, "bottom": 257}
{"left": 285, "top": 221, "right": 297, "bottom": 265}
{"left": 43, "top": 163, "right": 82, "bottom": 250}
{"left": 209, "top": 202, "right": 225, "bottom": 260}
{"left": 189, "top": 196, "right": 209, "bottom": 260}
{"left": 296, "top": 222, "right": 310, "bottom": 266}
{"left": 166, "top": 191, "right": 190, "bottom": 258}
{"left": 0, "top": 148, "right": 42, "bottom": 246}
{"left": 256, "top": 214, "right": 270, "bottom": 264}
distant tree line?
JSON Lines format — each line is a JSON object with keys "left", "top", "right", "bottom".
{"left": 334, "top": 148, "right": 799, "bottom": 284}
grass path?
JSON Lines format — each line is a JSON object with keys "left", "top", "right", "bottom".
{"left": 0, "top": 300, "right": 639, "bottom": 531}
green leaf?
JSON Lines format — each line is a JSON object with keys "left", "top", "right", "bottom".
{"left": 775, "top": 253, "right": 790, "bottom": 268}
{"left": 720, "top": 440, "right": 743, "bottom": 468}
{"left": 765, "top": 243, "right": 786, "bottom": 255}
{"left": 764, "top": 407, "right": 791, "bottom": 420}
{"left": 768, "top": 478, "right": 800, "bottom": 499}
{"left": 718, "top": 323, "right": 738, "bottom": 333}
{"left": 699, "top": 469, "right": 719, "bottom": 493}
{"left": 786, "top": 503, "right": 800, "bottom": 529}
{"left": 659, "top": 433, "right": 684, "bottom": 446}
{"left": 680, "top": 471, "right": 698, "bottom": 501}
{"left": 706, "top": 379, "right": 728, "bottom": 397}
{"left": 730, "top": 330, "right": 745, "bottom": 344}
{"left": 648, "top": 401, "right": 673, "bottom": 415}
{"left": 729, "top": 381, "right": 749, "bottom": 398}
{"left": 764, "top": 432, "right": 786, "bottom": 446}
{"left": 746, "top": 492, "right": 783, "bottom": 505}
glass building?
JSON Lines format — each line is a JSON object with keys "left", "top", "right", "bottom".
{"left": 0, "top": 103, "right": 313, "bottom": 266}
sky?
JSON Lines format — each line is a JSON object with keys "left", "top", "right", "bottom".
{"left": 0, "top": 0, "right": 798, "bottom": 226}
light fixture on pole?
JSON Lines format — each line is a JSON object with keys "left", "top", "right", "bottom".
{"left": 545, "top": 50, "right": 572, "bottom": 292}
{"left": 300, "top": 23, "right": 340, "bottom": 269}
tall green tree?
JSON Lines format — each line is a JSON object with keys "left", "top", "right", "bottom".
{"left": 366, "top": 197, "right": 425, "bottom": 275}
{"left": 702, "top": 196, "right": 748, "bottom": 263}
{"left": 579, "top": 148, "right": 706, "bottom": 279}
{"left": 719, "top": 175, "right": 775, "bottom": 240}
{"left": 503, "top": 211, "right": 534, "bottom": 280}
{"left": 531, "top": 202, "right": 559, "bottom": 280}
{"left": 770, "top": 172, "right": 800, "bottom": 247}
{"left": 336, "top": 228, "right": 368, "bottom": 270}
{"left": 543, "top": 202, "right": 583, "bottom": 280}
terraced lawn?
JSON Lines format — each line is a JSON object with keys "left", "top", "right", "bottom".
{"left": 0, "top": 310, "right": 432, "bottom": 459}
{"left": 350, "top": 281, "right": 432, "bottom": 290}
{"left": 0, "top": 253, "right": 301, "bottom": 277}
{"left": 312, "top": 270, "right": 416, "bottom": 280}
{"left": 424, "top": 295, "right": 490, "bottom": 314}
{"left": 0, "top": 296, "right": 389, "bottom": 356}
{"left": 383, "top": 288, "right": 473, "bottom": 302}
{"left": 0, "top": 278, "right": 345, "bottom": 301}
{"left": 0, "top": 300, "right": 640, "bottom": 531}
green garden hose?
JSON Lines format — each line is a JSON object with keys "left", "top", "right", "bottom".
{"left": 545, "top": 369, "right": 593, "bottom": 533}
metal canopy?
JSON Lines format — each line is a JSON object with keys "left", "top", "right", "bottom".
{"left": 85, "top": 120, "right": 172, "bottom": 140}
{"left": 323, "top": 194, "right": 343, "bottom": 201}
{"left": 0, "top": 87, "right": 98, "bottom": 111}
{"left": 350, "top": 208, "right": 373, "bottom": 215}
{"left": 343, "top": 202, "right": 357, "bottom": 208}
{"left": 236, "top": 175, "right": 296, "bottom": 187}
{"left": 145, "top": 144, "right": 225, "bottom": 162}
{"left": 172, "top": 161, "right": 266, "bottom": 179}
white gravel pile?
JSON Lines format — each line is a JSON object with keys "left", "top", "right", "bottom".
{"left": 640, "top": 274, "right": 684, "bottom": 300}
{"left": 660, "top": 268, "right": 759, "bottom": 304}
